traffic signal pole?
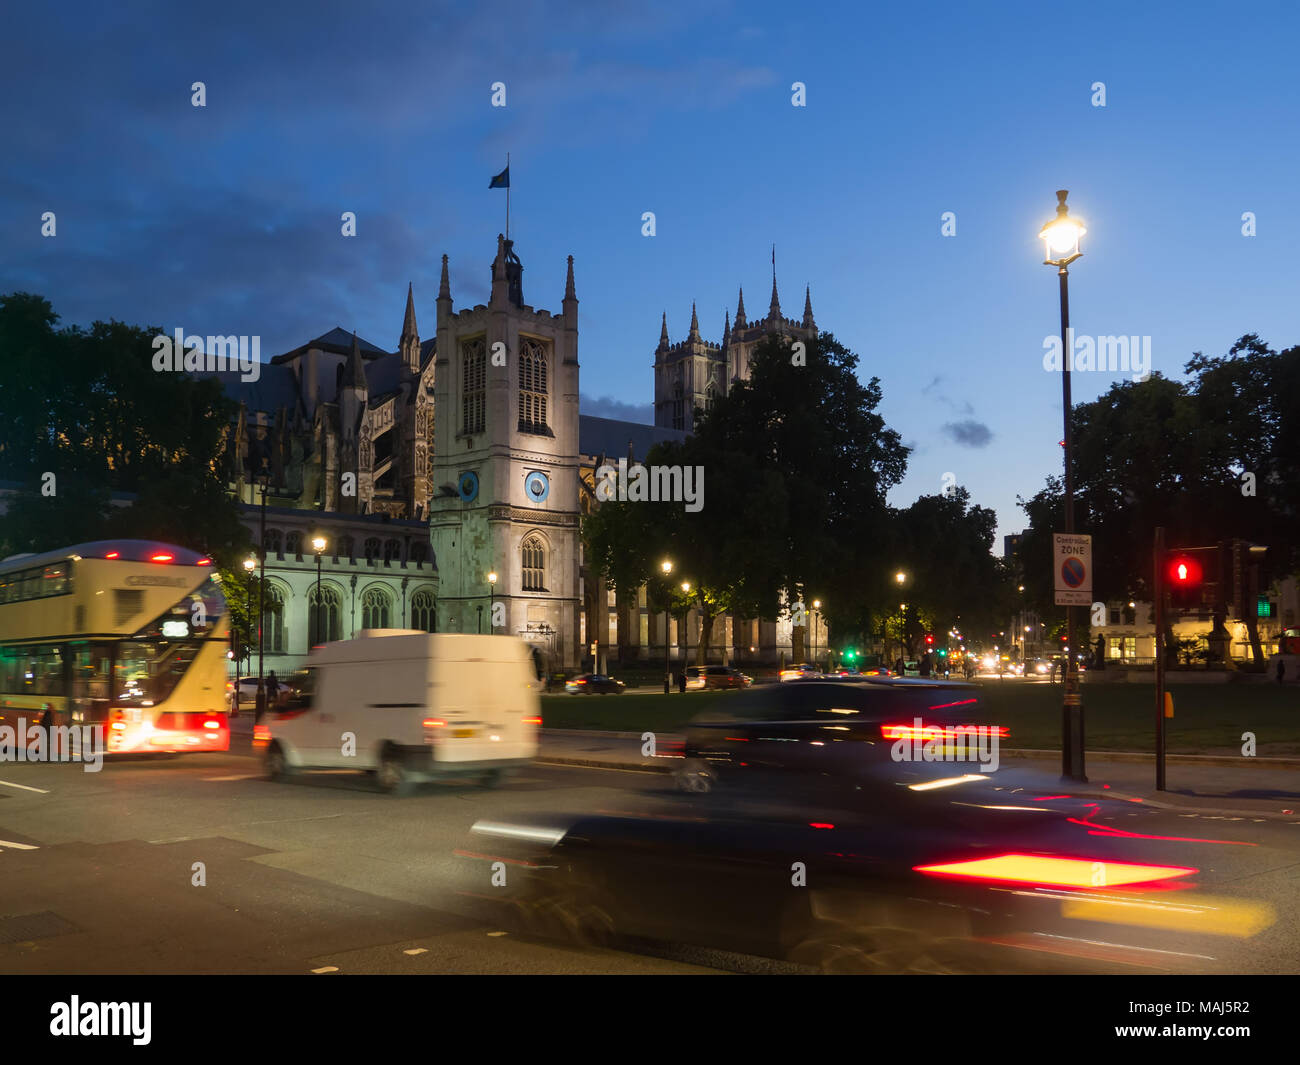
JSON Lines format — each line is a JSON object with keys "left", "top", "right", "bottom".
{"left": 1154, "top": 526, "right": 1167, "bottom": 791}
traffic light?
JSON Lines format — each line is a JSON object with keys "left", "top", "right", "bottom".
{"left": 924, "top": 634, "right": 934, "bottom": 647}
{"left": 843, "top": 648, "right": 858, "bottom": 662}
{"left": 1166, "top": 553, "right": 1204, "bottom": 610}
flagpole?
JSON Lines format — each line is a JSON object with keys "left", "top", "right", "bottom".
{"left": 506, "top": 152, "right": 510, "bottom": 241}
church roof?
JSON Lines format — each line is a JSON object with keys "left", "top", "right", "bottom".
{"left": 272, "top": 327, "right": 389, "bottom": 365}
{"left": 206, "top": 361, "right": 303, "bottom": 416}
{"left": 364, "top": 352, "right": 406, "bottom": 401}
{"left": 578, "top": 415, "right": 687, "bottom": 461}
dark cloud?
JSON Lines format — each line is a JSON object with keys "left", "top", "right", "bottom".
{"left": 942, "top": 420, "right": 993, "bottom": 448}
{"left": 581, "top": 394, "right": 653, "bottom": 423}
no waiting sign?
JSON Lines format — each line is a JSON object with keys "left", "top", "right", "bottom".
{"left": 1053, "top": 533, "right": 1092, "bottom": 606}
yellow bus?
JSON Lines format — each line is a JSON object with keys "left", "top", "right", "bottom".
{"left": 0, "top": 540, "right": 230, "bottom": 754}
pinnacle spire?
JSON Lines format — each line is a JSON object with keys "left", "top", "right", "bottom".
{"left": 438, "top": 254, "right": 451, "bottom": 300}
{"left": 802, "top": 285, "right": 815, "bottom": 329}
{"left": 722, "top": 309, "right": 731, "bottom": 345}
{"left": 401, "top": 282, "right": 418, "bottom": 339}
{"left": 735, "top": 287, "right": 747, "bottom": 329}
{"left": 564, "top": 255, "right": 576, "bottom": 301}
{"left": 659, "top": 311, "right": 669, "bottom": 348}
{"left": 769, "top": 246, "right": 781, "bottom": 319}
{"left": 689, "top": 301, "right": 700, "bottom": 339}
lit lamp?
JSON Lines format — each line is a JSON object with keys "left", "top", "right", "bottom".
{"left": 487, "top": 571, "right": 498, "bottom": 633}
{"left": 1039, "top": 188, "right": 1087, "bottom": 783}
{"left": 680, "top": 582, "right": 692, "bottom": 671}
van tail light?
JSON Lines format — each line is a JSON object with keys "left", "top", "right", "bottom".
{"left": 914, "top": 853, "right": 1197, "bottom": 889}
{"left": 423, "top": 718, "right": 446, "bottom": 729}
{"left": 203, "top": 718, "right": 221, "bottom": 730}
{"left": 523, "top": 716, "right": 541, "bottom": 725}
{"left": 150, "top": 553, "right": 174, "bottom": 563}
{"left": 881, "top": 723, "right": 1008, "bottom": 741}
{"left": 109, "top": 711, "right": 127, "bottom": 732}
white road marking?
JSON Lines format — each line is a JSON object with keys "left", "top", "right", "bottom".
{"left": 0, "top": 778, "right": 49, "bottom": 794}
{"left": 0, "top": 839, "right": 39, "bottom": 850}
{"left": 487, "top": 931, "right": 508, "bottom": 937}
{"left": 202, "top": 773, "right": 260, "bottom": 781}
{"left": 403, "top": 948, "right": 427, "bottom": 955}
{"left": 311, "top": 966, "right": 339, "bottom": 974}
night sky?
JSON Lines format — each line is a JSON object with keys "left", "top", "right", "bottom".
{"left": 4, "top": 0, "right": 1297, "bottom": 543}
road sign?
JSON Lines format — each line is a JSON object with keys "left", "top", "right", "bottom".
{"left": 1053, "top": 533, "right": 1092, "bottom": 606}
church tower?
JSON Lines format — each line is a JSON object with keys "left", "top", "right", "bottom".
{"left": 428, "top": 235, "right": 581, "bottom": 667}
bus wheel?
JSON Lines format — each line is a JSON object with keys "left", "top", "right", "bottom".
{"left": 478, "top": 768, "right": 503, "bottom": 789}
{"left": 266, "top": 743, "right": 294, "bottom": 782}
{"left": 377, "top": 748, "right": 409, "bottom": 795}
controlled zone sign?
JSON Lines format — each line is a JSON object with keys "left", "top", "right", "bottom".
{"left": 1053, "top": 533, "right": 1092, "bottom": 606}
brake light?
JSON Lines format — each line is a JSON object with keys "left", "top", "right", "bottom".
{"left": 423, "top": 718, "right": 446, "bottom": 728}
{"left": 105, "top": 551, "right": 120, "bottom": 559}
{"left": 196, "top": 558, "right": 211, "bottom": 566}
{"left": 914, "top": 854, "right": 1197, "bottom": 888}
{"left": 150, "top": 553, "right": 174, "bottom": 563}
{"left": 880, "top": 723, "right": 1008, "bottom": 741}
{"left": 522, "top": 716, "right": 541, "bottom": 725}
{"left": 203, "top": 719, "right": 221, "bottom": 730}
{"left": 110, "top": 721, "right": 127, "bottom": 731}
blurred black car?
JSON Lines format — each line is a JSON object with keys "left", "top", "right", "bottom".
{"left": 564, "top": 673, "right": 626, "bottom": 694}
{"left": 674, "top": 678, "right": 1000, "bottom": 793}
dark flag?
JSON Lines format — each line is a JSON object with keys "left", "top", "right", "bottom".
{"left": 489, "top": 166, "right": 510, "bottom": 189}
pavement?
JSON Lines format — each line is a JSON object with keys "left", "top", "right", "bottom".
{"left": 536, "top": 728, "right": 1300, "bottom": 820}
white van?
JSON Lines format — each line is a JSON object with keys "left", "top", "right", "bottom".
{"left": 256, "top": 631, "right": 541, "bottom": 793}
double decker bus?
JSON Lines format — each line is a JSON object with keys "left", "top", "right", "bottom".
{"left": 0, "top": 540, "right": 230, "bottom": 753}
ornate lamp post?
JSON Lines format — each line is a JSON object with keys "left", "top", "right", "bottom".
{"left": 312, "top": 535, "right": 327, "bottom": 645}
{"left": 487, "top": 571, "right": 498, "bottom": 633}
{"left": 1040, "top": 189, "right": 1087, "bottom": 782}
{"left": 681, "top": 581, "right": 692, "bottom": 668}
{"left": 661, "top": 560, "right": 673, "bottom": 693}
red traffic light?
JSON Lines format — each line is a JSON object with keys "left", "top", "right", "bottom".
{"left": 1167, "top": 555, "right": 1203, "bottom": 585}
{"left": 925, "top": 634, "right": 934, "bottom": 645}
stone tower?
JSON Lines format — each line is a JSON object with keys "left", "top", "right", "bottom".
{"left": 427, "top": 235, "right": 581, "bottom": 667}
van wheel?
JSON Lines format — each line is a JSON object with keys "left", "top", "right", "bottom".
{"left": 479, "top": 769, "right": 503, "bottom": 789}
{"left": 377, "top": 749, "right": 409, "bottom": 795}
{"left": 266, "top": 743, "right": 294, "bottom": 782}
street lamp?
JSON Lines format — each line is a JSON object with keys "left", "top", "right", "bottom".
{"left": 242, "top": 555, "right": 256, "bottom": 684}
{"left": 661, "top": 560, "right": 673, "bottom": 693}
{"left": 812, "top": 599, "right": 822, "bottom": 668}
{"left": 1040, "top": 189, "right": 1087, "bottom": 782}
{"left": 253, "top": 465, "right": 270, "bottom": 720}
{"left": 312, "top": 535, "right": 327, "bottom": 645}
{"left": 487, "top": 571, "right": 498, "bottom": 633}
{"left": 681, "top": 582, "right": 692, "bottom": 669}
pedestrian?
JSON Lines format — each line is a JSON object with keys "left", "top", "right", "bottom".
{"left": 895, "top": 656, "right": 905, "bottom": 677}
{"left": 266, "top": 670, "right": 280, "bottom": 708}
{"left": 919, "top": 652, "right": 932, "bottom": 678}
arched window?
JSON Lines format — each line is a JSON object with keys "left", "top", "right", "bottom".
{"left": 411, "top": 589, "right": 436, "bottom": 633}
{"left": 361, "top": 587, "right": 392, "bottom": 629}
{"left": 285, "top": 531, "right": 302, "bottom": 559}
{"left": 518, "top": 338, "right": 549, "bottom": 433}
{"left": 264, "top": 529, "right": 283, "bottom": 557}
{"left": 263, "top": 585, "right": 285, "bottom": 654}
{"left": 307, "top": 585, "right": 341, "bottom": 645}
{"left": 383, "top": 539, "right": 401, "bottom": 564}
{"left": 363, "top": 537, "right": 381, "bottom": 563}
{"left": 461, "top": 337, "right": 486, "bottom": 435}
{"left": 521, "top": 535, "right": 546, "bottom": 592}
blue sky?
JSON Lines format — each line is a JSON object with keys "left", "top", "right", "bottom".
{"left": 3, "top": 0, "right": 1298, "bottom": 547}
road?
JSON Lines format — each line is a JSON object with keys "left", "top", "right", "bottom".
{"left": 2, "top": 723, "right": 1298, "bottom": 975}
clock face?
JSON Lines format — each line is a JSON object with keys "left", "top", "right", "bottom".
{"left": 524, "top": 471, "right": 550, "bottom": 503}
{"left": 457, "top": 471, "right": 479, "bottom": 502}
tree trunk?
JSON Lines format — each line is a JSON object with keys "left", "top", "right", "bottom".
{"left": 697, "top": 610, "right": 715, "bottom": 666}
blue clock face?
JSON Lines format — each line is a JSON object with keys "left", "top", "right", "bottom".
{"left": 524, "top": 471, "right": 550, "bottom": 503}
{"left": 457, "top": 471, "right": 479, "bottom": 502}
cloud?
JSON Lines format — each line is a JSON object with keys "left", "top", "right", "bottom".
{"left": 942, "top": 420, "right": 993, "bottom": 448}
{"left": 581, "top": 394, "right": 653, "bottom": 422}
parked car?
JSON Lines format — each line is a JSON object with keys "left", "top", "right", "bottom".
{"left": 565, "top": 673, "right": 626, "bottom": 694}
{"left": 685, "top": 665, "right": 753, "bottom": 690}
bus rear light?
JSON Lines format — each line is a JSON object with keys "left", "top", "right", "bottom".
{"left": 150, "top": 553, "right": 174, "bottom": 563}
{"left": 110, "top": 721, "right": 127, "bottom": 731}
{"left": 203, "top": 720, "right": 221, "bottom": 730}
{"left": 423, "top": 718, "right": 446, "bottom": 728}
{"left": 522, "top": 716, "right": 542, "bottom": 725}
{"left": 914, "top": 854, "right": 1197, "bottom": 889}
{"left": 196, "top": 558, "right": 211, "bottom": 566}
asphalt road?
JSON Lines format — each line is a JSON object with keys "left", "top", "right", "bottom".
{"left": 2, "top": 728, "right": 1298, "bottom": 975}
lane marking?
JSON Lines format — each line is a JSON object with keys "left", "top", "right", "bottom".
{"left": 202, "top": 774, "right": 260, "bottom": 781}
{"left": 0, "top": 839, "right": 40, "bottom": 850}
{"left": 0, "top": 779, "right": 50, "bottom": 794}
{"left": 403, "top": 948, "right": 427, "bottom": 955}
{"left": 311, "top": 966, "right": 339, "bottom": 974}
